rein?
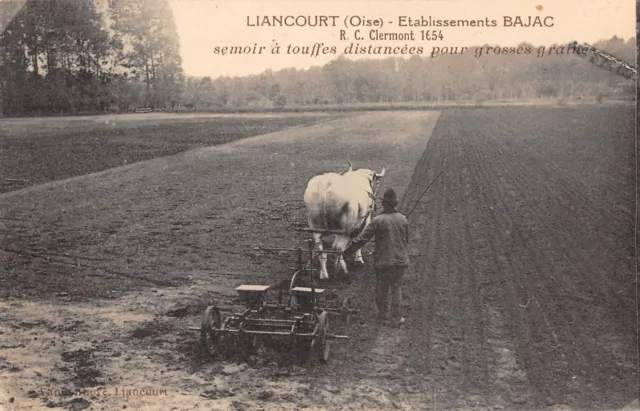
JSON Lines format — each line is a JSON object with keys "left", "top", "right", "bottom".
{"left": 347, "top": 177, "right": 382, "bottom": 237}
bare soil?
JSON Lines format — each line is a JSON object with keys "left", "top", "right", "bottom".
{"left": 0, "top": 112, "right": 341, "bottom": 194}
{"left": 0, "top": 106, "right": 636, "bottom": 411}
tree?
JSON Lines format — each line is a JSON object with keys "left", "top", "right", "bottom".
{"left": 109, "top": 0, "right": 184, "bottom": 108}
{"left": 182, "top": 76, "right": 213, "bottom": 107}
{"left": 0, "top": 0, "right": 119, "bottom": 115}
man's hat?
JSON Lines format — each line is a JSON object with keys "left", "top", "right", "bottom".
{"left": 381, "top": 188, "right": 398, "bottom": 206}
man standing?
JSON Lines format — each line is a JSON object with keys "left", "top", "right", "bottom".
{"left": 343, "top": 188, "right": 410, "bottom": 326}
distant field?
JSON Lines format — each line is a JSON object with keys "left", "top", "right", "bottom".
{"left": 0, "top": 112, "right": 347, "bottom": 193}
{"left": 165, "top": 98, "right": 631, "bottom": 113}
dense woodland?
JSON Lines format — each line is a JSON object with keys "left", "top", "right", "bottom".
{"left": 0, "top": 0, "right": 636, "bottom": 117}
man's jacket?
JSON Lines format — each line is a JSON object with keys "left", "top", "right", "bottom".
{"left": 347, "top": 211, "right": 410, "bottom": 268}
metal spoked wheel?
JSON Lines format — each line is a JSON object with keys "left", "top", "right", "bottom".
{"left": 318, "top": 311, "right": 331, "bottom": 362}
{"left": 308, "top": 311, "right": 331, "bottom": 364}
{"left": 289, "top": 268, "right": 303, "bottom": 290}
{"left": 200, "top": 305, "right": 222, "bottom": 357}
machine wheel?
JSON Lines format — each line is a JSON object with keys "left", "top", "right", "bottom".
{"left": 289, "top": 269, "right": 303, "bottom": 291}
{"left": 200, "top": 306, "right": 222, "bottom": 357}
{"left": 318, "top": 311, "right": 331, "bottom": 362}
{"left": 308, "top": 311, "right": 331, "bottom": 364}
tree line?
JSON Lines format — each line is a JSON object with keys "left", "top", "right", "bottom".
{"left": 0, "top": 0, "right": 635, "bottom": 117}
{"left": 186, "top": 37, "right": 635, "bottom": 110}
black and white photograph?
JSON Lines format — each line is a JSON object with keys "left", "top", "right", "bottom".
{"left": 0, "top": 0, "right": 637, "bottom": 409}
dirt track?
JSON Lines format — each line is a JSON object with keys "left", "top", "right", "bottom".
{"left": 0, "top": 106, "right": 636, "bottom": 411}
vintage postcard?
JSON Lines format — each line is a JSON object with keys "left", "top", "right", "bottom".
{"left": 0, "top": 0, "right": 637, "bottom": 410}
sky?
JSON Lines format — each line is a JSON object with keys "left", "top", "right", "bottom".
{"left": 168, "top": 0, "right": 636, "bottom": 78}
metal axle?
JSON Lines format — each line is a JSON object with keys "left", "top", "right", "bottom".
{"left": 253, "top": 245, "right": 343, "bottom": 255}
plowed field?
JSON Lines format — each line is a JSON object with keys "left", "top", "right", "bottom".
{"left": 0, "top": 106, "right": 636, "bottom": 411}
